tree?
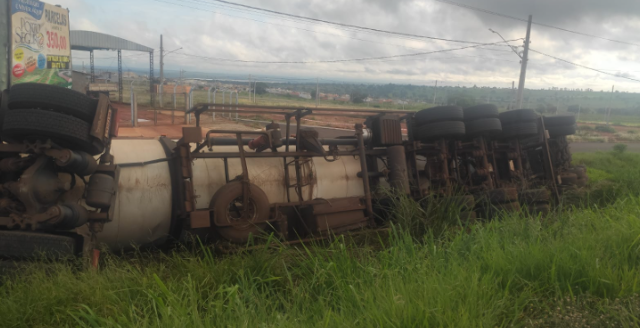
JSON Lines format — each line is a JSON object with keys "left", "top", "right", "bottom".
{"left": 310, "top": 90, "right": 317, "bottom": 99}
{"left": 351, "top": 90, "right": 367, "bottom": 104}
{"left": 255, "top": 82, "right": 268, "bottom": 95}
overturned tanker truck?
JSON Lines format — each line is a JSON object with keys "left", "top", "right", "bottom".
{"left": 0, "top": 83, "right": 586, "bottom": 260}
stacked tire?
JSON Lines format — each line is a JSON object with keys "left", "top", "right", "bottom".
{"left": 1, "top": 83, "right": 102, "bottom": 155}
{"left": 477, "top": 188, "right": 521, "bottom": 218}
{"left": 463, "top": 104, "right": 502, "bottom": 137}
{"left": 413, "top": 106, "right": 465, "bottom": 142}
{"left": 543, "top": 114, "right": 577, "bottom": 138}
{"left": 519, "top": 188, "right": 551, "bottom": 217}
{"left": 499, "top": 109, "right": 540, "bottom": 139}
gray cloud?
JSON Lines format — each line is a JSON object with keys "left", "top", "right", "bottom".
{"left": 57, "top": 0, "right": 640, "bottom": 91}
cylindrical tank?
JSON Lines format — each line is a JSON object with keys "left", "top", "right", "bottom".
{"left": 96, "top": 139, "right": 173, "bottom": 249}
{"left": 96, "top": 138, "right": 365, "bottom": 249}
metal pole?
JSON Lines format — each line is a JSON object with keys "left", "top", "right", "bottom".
{"left": 90, "top": 50, "right": 95, "bottom": 83}
{"left": 212, "top": 89, "right": 217, "bottom": 121}
{"left": 235, "top": 91, "right": 239, "bottom": 120}
{"left": 159, "top": 35, "right": 163, "bottom": 107}
{"left": 117, "top": 50, "right": 123, "bottom": 102}
{"left": 607, "top": 85, "right": 614, "bottom": 126}
{"left": 515, "top": 14, "right": 532, "bottom": 109}
{"left": 253, "top": 81, "right": 257, "bottom": 104}
{"left": 316, "top": 77, "right": 319, "bottom": 108}
{"left": 433, "top": 80, "right": 437, "bottom": 104}
{"left": 130, "top": 80, "right": 136, "bottom": 124}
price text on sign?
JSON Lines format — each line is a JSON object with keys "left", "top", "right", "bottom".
{"left": 46, "top": 31, "right": 67, "bottom": 50}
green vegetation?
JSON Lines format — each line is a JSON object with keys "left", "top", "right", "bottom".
{"left": 3, "top": 152, "right": 640, "bottom": 327}
{"left": 595, "top": 125, "right": 617, "bottom": 133}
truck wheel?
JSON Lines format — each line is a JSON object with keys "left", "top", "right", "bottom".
{"left": 543, "top": 115, "right": 576, "bottom": 127}
{"left": 499, "top": 109, "right": 538, "bottom": 125}
{"left": 414, "top": 106, "right": 463, "bottom": 125}
{"left": 465, "top": 118, "right": 502, "bottom": 136}
{"left": 414, "top": 121, "right": 465, "bottom": 141}
{"left": 0, "top": 231, "right": 77, "bottom": 259}
{"left": 2, "top": 109, "right": 102, "bottom": 155}
{"left": 0, "top": 89, "right": 8, "bottom": 135}
{"left": 519, "top": 188, "right": 550, "bottom": 204}
{"left": 8, "top": 83, "right": 97, "bottom": 123}
{"left": 210, "top": 181, "right": 270, "bottom": 244}
{"left": 484, "top": 188, "right": 518, "bottom": 204}
{"left": 560, "top": 172, "right": 578, "bottom": 185}
{"left": 442, "top": 195, "right": 475, "bottom": 210}
{"left": 547, "top": 125, "right": 577, "bottom": 138}
{"left": 463, "top": 104, "right": 499, "bottom": 121}
{"left": 502, "top": 121, "right": 539, "bottom": 138}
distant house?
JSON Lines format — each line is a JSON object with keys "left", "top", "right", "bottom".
{"left": 364, "top": 97, "right": 374, "bottom": 103}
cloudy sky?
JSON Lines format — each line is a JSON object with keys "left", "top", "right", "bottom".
{"left": 57, "top": 0, "right": 640, "bottom": 91}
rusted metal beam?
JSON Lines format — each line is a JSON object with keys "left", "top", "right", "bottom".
{"left": 191, "top": 150, "right": 385, "bottom": 159}
{"left": 189, "top": 103, "right": 415, "bottom": 114}
{"left": 355, "top": 124, "right": 375, "bottom": 226}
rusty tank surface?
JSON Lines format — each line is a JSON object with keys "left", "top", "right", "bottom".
{"left": 0, "top": 84, "right": 583, "bottom": 260}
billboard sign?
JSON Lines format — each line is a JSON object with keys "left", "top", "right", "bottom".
{"left": 10, "top": 0, "right": 71, "bottom": 87}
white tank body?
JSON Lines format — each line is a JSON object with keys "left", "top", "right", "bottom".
{"left": 97, "top": 138, "right": 365, "bottom": 249}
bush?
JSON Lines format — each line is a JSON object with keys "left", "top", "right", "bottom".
{"left": 595, "top": 125, "right": 616, "bottom": 133}
{"left": 577, "top": 125, "right": 594, "bottom": 131}
{"left": 614, "top": 143, "right": 628, "bottom": 154}
{"left": 628, "top": 130, "right": 637, "bottom": 134}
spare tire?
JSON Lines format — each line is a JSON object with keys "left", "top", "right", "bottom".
{"left": 210, "top": 181, "right": 270, "bottom": 244}
{"left": 465, "top": 118, "right": 502, "bottom": 136}
{"left": 414, "top": 106, "right": 463, "bottom": 125}
{"left": 543, "top": 115, "right": 576, "bottom": 127}
{"left": 8, "top": 83, "right": 97, "bottom": 123}
{"left": 502, "top": 121, "right": 539, "bottom": 138}
{"left": 414, "top": 121, "right": 465, "bottom": 141}
{"left": 499, "top": 109, "right": 538, "bottom": 125}
{"left": 2, "top": 109, "right": 102, "bottom": 155}
{"left": 547, "top": 125, "right": 576, "bottom": 138}
{"left": 463, "top": 104, "right": 499, "bottom": 121}
{"left": 0, "top": 231, "right": 77, "bottom": 259}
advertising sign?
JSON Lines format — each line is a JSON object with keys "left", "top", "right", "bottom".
{"left": 10, "top": 0, "right": 71, "bottom": 87}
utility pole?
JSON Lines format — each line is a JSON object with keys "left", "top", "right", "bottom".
{"left": 253, "top": 80, "right": 257, "bottom": 104}
{"left": 316, "top": 77, "right": 319, "bottom": 108}
{"left": 607, "top": 85, "right": 614, "bottom": 126}
{"left": 515, "top": 15, "right": 533, "bottom": 109}
{"left": 159, "top": 35, "right": 164, "bottom": 107}
{"left": 433, "top": 80, "right": 438, "bottom": 104}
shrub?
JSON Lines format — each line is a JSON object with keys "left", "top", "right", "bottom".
{"left": 577, "top": 125, "right": 594, "bottom": 131}
{"left": 595, "top": 125, "right": 616, "bottom": 133}
{"left": 613, "top": 143, "right": 627, "bottom": 154}
{"left": 628, "top": 130, "right": 637, "bottom": 134}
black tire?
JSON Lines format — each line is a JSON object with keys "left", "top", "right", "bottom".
{"left": 463, "top": 104, "right": 499, "bottom": 121}
{"left": 499, "top": 109, "right": 538, "bottom": 125}
{"left": 210, "top": 181, "right": 270, "bottom": 244}
{"left": 442, "top": 195, "right": 475, "bottom": 210}
{"left": 414, "top": 106, "right": 463, "bottom": 125}
{"left": 531, "top": 204, "right": 550, "bottom": 216}
{"left": 519, "top": 189, "right": 550, "bottom": 204}
{"left": 459, "top": 211, "right": 477, "bottom": 222}
{"left": 8, "top": 83, "right": 97, "bottom": 123}
{"left": 0, "top": 89, "right": 8, "bottom": 135}
{"left": 547, "top": 125, "right": 577, "bottom": 138}
{"left": 494, "top": 201, "right": 522, "bottom": 212}
{"left": 414, "top": 121, "right": 465, "bottom": 141}
{"left": 560, "top": 172, "right": 578, "bottom": 185}
{"left": 484, "top": 188, "right": 518, "bottom": 204}
{"left": 0, "top": 231, "right": 77, "bottom": 259}
{"left": 465, "top": 118, "right": 502, "bottom": 136}
{"left": 2, "top": 109, "right": 102, "bottom": 155}
{"left": 543, "top": 115, "right": 576, "bottom": 128}
{"left": 502, "top": 121, "right": 539, "bottom": 138}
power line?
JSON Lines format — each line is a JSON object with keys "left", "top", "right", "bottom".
{"left": 172, "top": 40, "right": 520, "bottom": 64}
{"left": 203, "top": 0, "right": 510, "bottom": 46}
{"left": 529, "top": 48, "right": 640, "bottom": 83}
{"left": 434, "top": 0, "right": 640, "bottom": 47}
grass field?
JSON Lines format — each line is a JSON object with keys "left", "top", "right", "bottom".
{"left": 3, "top": 152, "right": 640, "bottom": 327}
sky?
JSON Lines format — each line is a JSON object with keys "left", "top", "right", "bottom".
{"left": 56, "top": 0, "right": 640, "bottom": 91}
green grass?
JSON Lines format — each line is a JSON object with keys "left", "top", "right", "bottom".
{"left": 2, "top": 152, "right": 640, "bottom": 327}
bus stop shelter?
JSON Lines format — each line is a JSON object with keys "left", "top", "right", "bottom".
{"left": 70, "top": 30, "right": 154, "bottom": 103}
